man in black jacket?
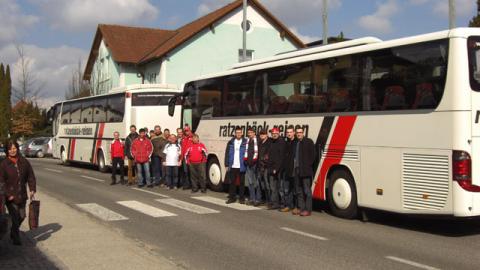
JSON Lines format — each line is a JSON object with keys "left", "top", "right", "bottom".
{"left": 125, "top": 125, "right": 139, "bottom": 185}
{"left": 267, "top": 128, "right": 285, "bottom": 210}
{"left": 280, "top": 125, "right": 296, "bottom": 213}
{"left": 257, "top": 130, "right": 271, "bottom": 206}
{"left": 293, "top": 126, "right": 315, "bottom": 216}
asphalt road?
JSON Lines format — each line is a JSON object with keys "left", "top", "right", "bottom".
{"left": 30, "top": 158, "right": 480, "bottom": 270}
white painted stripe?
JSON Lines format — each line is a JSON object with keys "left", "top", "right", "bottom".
{"left": 280, "top": 227, "right": 328, "bottom": 241}
{"left": 117, "top": 201, "right": 177, "bottom": 217}
{"left": 72, "top": 168, "right": 82, "bottom": 172}
{"left": 192, "top": 196, "right": 260, "bottom": 211}
{"left": 131, "top": 187, "right": 169, "bottom": 198}
{"left": 45, "top": 168, "right": 62, "bottom": 173}
{"left": 385, "top": 256, "right": 440, "bottom": 270}
{"left": 156, "top": 198, "right": 220, "bottom": 214}
{"left": 76, "top": 203, "right": 128, "bottom": 221}
{"left": 80, "top": 175, "right": 104, "bottom": 182}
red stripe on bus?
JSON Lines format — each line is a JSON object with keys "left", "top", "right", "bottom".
{"left": 69, "top": 138, "right": 76, "bottom": 160}
{"left": 313, "top": 115, "right": 357, "bottom": 200}
{"left": 93, "top": 123, "right": 106, "bottom": 164}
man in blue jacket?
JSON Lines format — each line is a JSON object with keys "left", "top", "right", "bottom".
{"left": 225, "top": 127, "right": 247, "bottom": 204}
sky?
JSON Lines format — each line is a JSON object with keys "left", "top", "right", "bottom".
{"left": 0, "top": 0, "right": 477, "bottom": 108}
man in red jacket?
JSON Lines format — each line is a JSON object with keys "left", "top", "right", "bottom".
{"left": 180, "top": 126, "right": 193, "bottom": 189}
{"left": 184, "top": 134, "right": 208, "bottom": 193}
{"left": 110, "top": 131, "right": 125, "bottom": 185}
{"left": 131, "top": 128, "right": 153, "bottom": 187}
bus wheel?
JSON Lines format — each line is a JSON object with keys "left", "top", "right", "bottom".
{"left": 97, "top": 151, "right": 108, "bottom": 173}
{"left": 60, "top": 148, "right": 69, "bottom": 165}
{"left": 327, "top": 169, "right": 358, "bottom": 219}
{"left": 207, "top": 157, "right": 223, "bottom": 192}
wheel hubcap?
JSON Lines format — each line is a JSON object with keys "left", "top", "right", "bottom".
{"left": 61, "top": 151, "right": 67, "bottom": 163}
{"left": 209, "top": 163, "right": 221, "bottom": 185}
{"left": 332, "top": 178, "right": 352, "bottom": 210}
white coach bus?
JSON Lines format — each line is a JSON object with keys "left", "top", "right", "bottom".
{"left": 168, "top": 28, "right": 480, "bottom": 218}
{"left": 49, "top": 84, "right": 182, "bottom": 172}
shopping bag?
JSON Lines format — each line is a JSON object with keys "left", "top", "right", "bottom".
{"left": 28, "top": 200, "right": 40, "bottom": 230}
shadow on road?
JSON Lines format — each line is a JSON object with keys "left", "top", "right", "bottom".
{"left": 26, "top": 223, "right": 63, "bottom": 242}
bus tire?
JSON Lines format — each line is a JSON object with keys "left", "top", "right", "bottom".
{"left": 36, "top": 151, "right": 44, "bottom": 158}
{"left": 60, "top": 148, "right": 69, "bottom": 165}
{"left": 97, "top": 151, "right": 108, "bottom": 173}
{"left": 327, "top": 169, "right": 358, "bottom": 219}
{"left": 207, "top": 157, "right": 224, "bottom": 192}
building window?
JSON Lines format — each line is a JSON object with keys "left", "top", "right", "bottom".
{"left": 238, "top": 49, "right": 254, "bottom": 62}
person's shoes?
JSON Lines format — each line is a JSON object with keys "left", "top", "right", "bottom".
{"left": 238, "top": 199, "right": 246, "bottom": 204}
{"left": 226, "top": 198, "right": 236, "bottom": 204}
{"left": 120, "top": 179, "right": 125, "bottom": 185}
{"left": 268, "top": 205, "right": 279, "bottom": 210}
{"left": 300, "top": 210, "right": 311, "bottom": 217}
{"left": 253, "top": 201, "right": 260, "bottom": 207}
{"left": 137, "top": 184, "right": 144, "bottom": 188}
{"left": 191, "top": 189, "right": 199, "bottom": 193}
{"left": 110, "top": 177, "right": 116, "bottom": 185}
{"left": 11, "top": 234, "right": 21, "bottom": 246}
{"left": 201, "top": 189, "right": 207, "bottom": 193}
{"left": 174, "top": 187, "right": 178, "bottom": 190}
{"left": 279, "top": 207, "right": 290, "bottom": 212}
{"left": 292, "top": 208, "right": 301, "bottom": 215}
{"left": 182, "top": 186, "right": 191, "bottom": 190}
{"left": 147, "top": 184, "right": 154, "bottom": 188}
{"left": 245, "top": 200, "right": 253, "bottom": 206}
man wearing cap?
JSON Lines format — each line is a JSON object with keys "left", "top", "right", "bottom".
{"left": 266, "top": 127, "right": 285, "bottom": 209}
{"left": 225, "top": 127, "right": 248, "bottom": 204}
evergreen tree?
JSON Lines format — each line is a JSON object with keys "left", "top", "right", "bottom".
{"left": 470, "top": 0, "right": 480, "bottom": 27}
{"left": 5, "top": 65, "right": 12, "bottom": 138}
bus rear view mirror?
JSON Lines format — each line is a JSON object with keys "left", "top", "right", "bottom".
{"left": 168, "top": 96, "right": 177, "bottom": 117}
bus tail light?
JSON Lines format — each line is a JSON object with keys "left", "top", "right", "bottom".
{"left": 453, "top": 150, "right": 480, "bottom": 192}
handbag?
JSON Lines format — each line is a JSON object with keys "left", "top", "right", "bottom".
{"left": 28, "top": 199, "right": 40, "bottom": 230}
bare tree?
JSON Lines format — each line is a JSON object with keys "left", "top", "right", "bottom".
{"left": 14, "top": 44, "right": 44, "bottom": 102}
{"left": 66, "top": 59, "right": 90, "bottom": 100}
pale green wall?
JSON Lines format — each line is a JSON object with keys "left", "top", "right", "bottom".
{"left": 91, "top": 41, "right": 120, "bottom": 95}
{"left": 163, "top": 23, "right": 297, "bottom": 87}
{"left": 123, "top": 64, "right": 142, "bottom": 85}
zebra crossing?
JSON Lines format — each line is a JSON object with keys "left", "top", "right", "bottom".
{"left": 75, "top": 196, "right": 262, "bottom": 222}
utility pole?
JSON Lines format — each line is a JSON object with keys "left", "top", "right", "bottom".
{"left": 242, "top": 0, "right": 247, "bottom": 62}
{"left": 449, "top": 0, "right": 456, "bottom": 29}
{"left": 322, "top": 0, "right": 328, "bottom": 45}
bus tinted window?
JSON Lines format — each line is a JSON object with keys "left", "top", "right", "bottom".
{"left": 70, "top": 102, "right": 81, "bottom": 124}
{"left": 224, "top": 73, "right": 261, "bottom": 116}
{"left": 61, "top": 103, "right": 70, "bottom": 124}
{"left": 106, "top": 94, "right": 125, "bottom": 122}
{"left": 132, "top": 92, "right": 174, "bottom": 106}
{"left": 93, "top": 98, "right": 107, "bottom": 122}
{"left": 81, "top": 100, "right": 93, "bottom": 123}
{"left": 266, "top": 63, "right": 311, "bottom": 114}
{"left": 468, "top": 36, "right": 480, "bottom": 91}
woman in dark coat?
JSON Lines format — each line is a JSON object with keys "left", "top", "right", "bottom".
{"left": 0, "top": 140, "right": 36, "bottom": 245}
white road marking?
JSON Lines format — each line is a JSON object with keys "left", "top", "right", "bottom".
{"left": 192, "top": 196, "right": 260, "bottom": 211}
{"left": 385, "top": 256, "right": 440, "bottom": 270}
{"left": 156, "top": 198, "right": 220, "bottom": 214}
{"left": 45, "top": 168, "right": 62, "bottom": 173}
{"left": 76, "top": 203, "right": 128, "bottom": 221}
{"left": 80, "top": 175, "right": 104, "bottom": 182}
{"left": 280, "top": 227, "right": 328, "bottom": 241}
{"left": 131, "top": 187, "right": 169, "bottom": 198}
{"left": 71, "top": 168, "right": 82, "bottom": 172}
{"left": 117, "top": 201, "right": 177, "bottom": 217}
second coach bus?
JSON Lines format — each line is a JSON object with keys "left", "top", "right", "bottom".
{"left": 50, "top": 84, "right": 182, "bottom": 172}
{"left": 168, "top": 28, "right": 480, "bottom": 218}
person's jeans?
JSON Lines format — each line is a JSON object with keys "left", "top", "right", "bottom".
{"left": 228, "top": 168, "right": 245, "bottom": 200}
{"left": 280, "top": 174, "right": 294, "bottom": 209}
{"left": 166, "top": 166, "right": 179, "bottom": 188}
{"left": 6, "top": 201, "right": 26, "bottom": 240}
{"left": 246, "top": 166, "right": 261, "bottom": 203}
{"left": 269, "top": 173, "right": 280, "bottom": 208}
{"left": 180, "top": 160, "right": 191, "bottom": 188}
{"left": 111, "top": 157, "right": 125, "bottom": 181}
{"left": 151, "top": 155, "right": 162, "bottom": 185}
{"left": 127, "top": 159, "right": 136, "bottom": 184}
{"left": 189, "top": 163, "right": 207, "bottom": 191}
{"left": 136, "top": 162, "right": 151, "bottom": 186}
{"left": 296, "top": 175, "right": 313, "bottom": 212}
{"left": 257, "top": 169, "right": 271, "bottom": 203}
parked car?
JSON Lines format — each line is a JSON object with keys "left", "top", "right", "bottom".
{"left": 19, "top": 139, "right": 34, "bottom": 157}
{"left": 24, "top": 137, "right": 52, "bottom": 158}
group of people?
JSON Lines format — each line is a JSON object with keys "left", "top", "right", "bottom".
{"left": 110, "top": 123, "right": 315, "bottom": 217}
{"left": 110, "top": 125, "right": 208, "bottom": 193}
{"left": 224, "top": 125, "right": 315, "bottom": 217}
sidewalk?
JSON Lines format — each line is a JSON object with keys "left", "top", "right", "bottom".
{"left": 0, "top": 188, "right": 180, "bottom": 270}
